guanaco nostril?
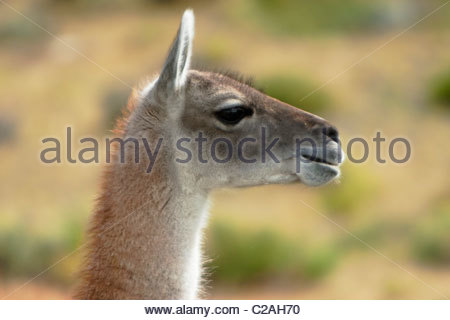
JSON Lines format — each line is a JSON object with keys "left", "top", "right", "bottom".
{"left": 324, "top": 126, "right": 340, "bottom": 143}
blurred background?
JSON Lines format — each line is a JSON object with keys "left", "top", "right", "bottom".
{"left": 0, "top": 0, "right": 449, "bottom": 299}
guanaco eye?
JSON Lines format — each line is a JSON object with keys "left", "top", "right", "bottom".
{"left": 215, "top": 106, "right": 253, "bottom": 125}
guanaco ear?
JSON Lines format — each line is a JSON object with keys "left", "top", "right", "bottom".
{"left": 155, "top": 9, "right": 194, "bottom": 99}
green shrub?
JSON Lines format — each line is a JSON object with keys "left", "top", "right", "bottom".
{"left": 206, "top": 221, "right": 344, "bottom": 285}
{"left": 194, "top": 38, "right": 233, "bottom": 67}
{"left": 0, "top": 228, "right": 59, "bottom": 279}
{"left": 0, "top": 115, "right": 18, "bottom": 145}
{"left": 242, "top": 0, "right": 385, "bottom": 36}
{"left": 256, "top": 74, "right": 329, "bottom": 115}
{"left": 302, "top": 246, "right": 340, "bottom": 280}
{"left": 45, "top": 0, "right": 126, "bottom": 11}
{"left": 206, "top": 223, "right": 295, "bottom": 284}
{"left": 0, "top": 220, "right": 83, "bottom": 284}
{"left": 411, "top": 205, "right": 450, "bottom": 266}
{"left": 320, "top": 164, "right": 379, "bottom": 216}
{"left": 0, "top": 17, "right": 47, "bottom": 44}
{"left": 429, "top": 68, "right": 450, "bottom": 110}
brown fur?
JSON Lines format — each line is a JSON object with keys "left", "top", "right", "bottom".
{"left": 74, "top": 91, "right": 175, "bottom": 299}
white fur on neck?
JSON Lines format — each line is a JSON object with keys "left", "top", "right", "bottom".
{"left": 182, "top": 196, "right": 210, "bottom": 298}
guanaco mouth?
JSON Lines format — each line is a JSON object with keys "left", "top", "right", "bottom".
{"left": 300, "top": 153, "right": 338, "bottom": 166}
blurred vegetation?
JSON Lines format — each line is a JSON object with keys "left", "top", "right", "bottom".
{"left": 0, "top": 218, "right": 82, "bottom": 285}
{"left": 45, "top": 0, "right": 132, "bottom": 12}
{"left": 0, "top": 115, "right": 18, "bottom": 146}
{"left": 0, "top": 16, "right": 48, "bottom": 45}
{"left": 194, "top": 37, "right": 234, "bottom": 67}
{"left": 320, "top": 165, "right": 380, "bottom": 217}
{"left": 206, "top": 221, "right": 344, "bottom": 285}
{"left": 257, "top": 74, "right": 329, "bottom": 114}
{"left": 411, "top": 203, "right": 450, "bottom": 266}
{"left": 44, "top": 0, "right": 208, "bottom": 12}
{"left": 429, "top": 68, "right": 450, "bottom": 110}
{"left": 237, "top": 0, "right": 450, "bottom": 36}
{"left": 241, "top": 0, "right": 387, "bottom": 36}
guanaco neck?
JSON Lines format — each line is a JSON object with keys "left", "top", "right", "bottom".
{"left": 74, "top": 140, "right": 210, "bottom": 299}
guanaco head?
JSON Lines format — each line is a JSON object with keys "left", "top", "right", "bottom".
{"left": 129, "top": 9, "right": 344, "bottom": 190}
